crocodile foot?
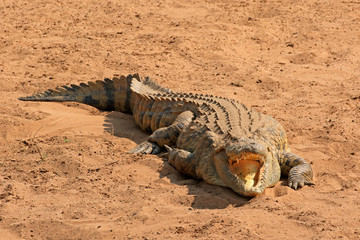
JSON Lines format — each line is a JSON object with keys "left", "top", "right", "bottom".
{"left": 288, "top": 164, "right": 314, "bottom": 190}
{"left": 288, "top": 178, "right": 315, "bottom": 190}
{"left": 129, "top": 140, "right": 162, "bottom": 154}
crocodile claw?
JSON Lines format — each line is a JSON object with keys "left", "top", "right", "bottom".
{"left": 164, "top": 144, "right": 173, "bottom": 153}
{"left": 289, "top": 180, "right": 301, "bottom": 190}
{"left": 288, "top": 178, "right": 314, "bottom": 190}
{"left": 129, "top": 140, "right": 162, "bottom": 154}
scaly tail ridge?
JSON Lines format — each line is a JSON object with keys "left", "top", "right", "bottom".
{"left": 19, "top": 74, "right": 142, "bottom": 111}
{"left": 19, "top": 73, "right": 174, "bottom": 113}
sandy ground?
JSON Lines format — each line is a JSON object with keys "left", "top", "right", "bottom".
{"left": 1, "top": 0, "right": 360, "bottom": 239}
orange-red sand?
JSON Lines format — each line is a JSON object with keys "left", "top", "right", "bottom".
{"left": 1, "top": 0, "right": 359, "bottom": 239}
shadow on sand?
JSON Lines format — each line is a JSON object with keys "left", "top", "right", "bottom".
{"left": 104, "top": 111, "right": 250, "bottom": 209}
{"left": 159, "top": 161, "right": 250, "bottom": 208}
{"left": 103, "top": 111, "right": 149, "bottom": 144}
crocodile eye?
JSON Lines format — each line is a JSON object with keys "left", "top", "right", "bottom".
{"left": 229, "top": 159, "right": 237, "bottom": 166}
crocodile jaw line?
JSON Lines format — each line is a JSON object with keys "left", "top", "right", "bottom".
{"left": 228, "top": 153, "right": 264, "bottom": 191}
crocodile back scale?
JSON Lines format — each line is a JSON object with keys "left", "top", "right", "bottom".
{"left": 19, "top": 74, "right": 314, "bottom": 197}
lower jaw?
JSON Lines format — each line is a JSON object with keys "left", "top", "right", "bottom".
{"left": 233, "top": 187, "right": 263, "bottom": 197}
{"left": 229, "top": 161, "right": 261, "bottom": 189}
{"left": 232, "top": 170, "right": 266, "bottom": 196}
{"left": 244, "top": 180, "right": 255, "bottom": 191}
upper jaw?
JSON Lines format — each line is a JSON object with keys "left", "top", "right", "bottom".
{"left": 228, "top": 152, "right": 265, "bottom": 166}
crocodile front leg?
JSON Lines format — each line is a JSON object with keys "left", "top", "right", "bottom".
{"left": 279, "top": 152, "right": 314, "bottom": 190}
{"left": 165, "top": 130, "right": 226, "bottom": 187}
{"left": 129, "top": 111, "right": 194, "bottom": 154}
{"left": 165, "top": 145, "right": 198, "bottom": 179}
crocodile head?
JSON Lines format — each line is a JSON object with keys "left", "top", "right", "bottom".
{"left": 214, "top": 140, "right": 280, "bottom": 197}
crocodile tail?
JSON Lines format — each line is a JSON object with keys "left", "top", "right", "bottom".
{"left": 18, "top": 74, "right": 142, "bottom": 112}
{"left": 19, "top": 73, "right": 174, "bottom": 112}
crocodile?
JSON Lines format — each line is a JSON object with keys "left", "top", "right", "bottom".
{"left": 19, "top": 74, "right": 314, "bottom": 197}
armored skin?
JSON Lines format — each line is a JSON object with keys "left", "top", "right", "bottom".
{"left": 19, "top": 74, "right": 314, "bottom": 197}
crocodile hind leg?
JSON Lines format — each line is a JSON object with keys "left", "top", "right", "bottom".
{"left": 128, "top": 141, "right": 163, "bottom": 154}
{"left": 279, "top": 152, "right": 314, "bottom": 190}
{"left": 129, "top": 111, "right": 194, "bottom": 154}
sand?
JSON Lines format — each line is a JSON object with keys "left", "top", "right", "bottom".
{"left": 1, "top": 0, "right": 360, "bottom": 239}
